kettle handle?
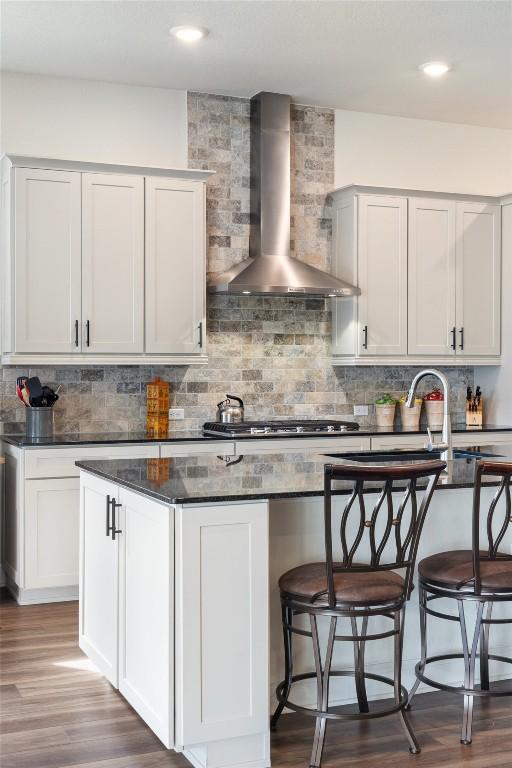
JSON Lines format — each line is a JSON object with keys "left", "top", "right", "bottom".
{"left": 226, "top": 394, "right": 244, "bottom": 407}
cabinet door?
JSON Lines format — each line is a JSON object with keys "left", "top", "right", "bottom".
{"left": 357, "top": 195, "right": 408, "bottom": 356}
{"left": 175, "top": 501, "right": 269, "bottom": 747}
{"left": 408, "top": 198, "right": 456, "bottom": 356}
{"left": 79, "top": 474, "right": 119, "bottom": 686}
{"left": 145, "top": 177, "right": 205, "bottom": 355}
{"left": 25, "top": 478, "right": 80, "bottom": 589}
{"left": 118, "top": 488, "right": 173, "bottom": 748}
{"left": 456, "top": 202, "right": 501, "bottom": 357}
{"left": 14, "top": 167, "right": 81, "bottom": 353}
{"left": 82, "top": 173, "right": 144, "bottom": 353}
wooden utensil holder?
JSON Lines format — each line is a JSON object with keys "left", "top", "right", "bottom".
{"left": 466, "top": 397, "right": 483, "bottom": 427}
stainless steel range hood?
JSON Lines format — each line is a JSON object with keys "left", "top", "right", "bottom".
{"left": 208, "top": 92, "right": 360, "bottom": 297}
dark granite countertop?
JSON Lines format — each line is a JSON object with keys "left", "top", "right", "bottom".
{"left": 3, "top": 423, "right": 512, "bottom": 448}
{"left": 76, "top": 444, "right": 512, "bottom": 505}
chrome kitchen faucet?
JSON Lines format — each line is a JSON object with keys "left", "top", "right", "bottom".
{"left": 406, "top": 369, "right": 453, "bottom": 462}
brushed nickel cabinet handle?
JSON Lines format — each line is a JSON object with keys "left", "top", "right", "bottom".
{"left": 362, "top": 325, "right": 368, "bottom": 350}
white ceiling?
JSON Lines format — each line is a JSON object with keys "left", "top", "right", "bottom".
{"left": 2, "top": 0, "right": 511, "bottom": 128}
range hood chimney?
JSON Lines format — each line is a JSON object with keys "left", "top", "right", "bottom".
{"left": 208, "top": 91, "right": 360, "bottom": 297}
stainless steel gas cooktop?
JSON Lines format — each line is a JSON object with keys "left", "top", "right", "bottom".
{"left": 203, "top": 419, "right": 360, "bottom": 438}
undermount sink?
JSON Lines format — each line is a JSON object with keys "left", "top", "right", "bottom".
{"left": 324, "top": 448, "right": 502, "bottom": 463}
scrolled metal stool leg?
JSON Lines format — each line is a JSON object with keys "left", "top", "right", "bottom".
{"left": 351, "top": 614, "right": 369, "bottom": 714}
{"left": 407, "top": 585, "right": 427, "bottom": 710}
{"left": 271, "top": 602, "right": 294, "bottom": 731}
{"left": 459, "top": 601, "right": 485, "bottom": 745}
{"left": 309, "top": 615, "right": 337, "bottom": 768}
{"left": 395, "top": 608, "right": 420, "bottom": 754}
{"left": 480, "top": 603, "right": 493, "bottom": 692}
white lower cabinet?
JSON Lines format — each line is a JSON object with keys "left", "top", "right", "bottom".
{"left": 79, "top": 474, "right": 119, "bottom": 686}
{"left": 25, "top": 478, "right": 80, "bottom": 589}
{"left": 2, "top": 442, "right": 159, "bottom": 605}
{"left": 79, "top": 471, "right": 271, "bottom": 766}
{"left": 118, "top": 486, "right": 173, "bottom": 748}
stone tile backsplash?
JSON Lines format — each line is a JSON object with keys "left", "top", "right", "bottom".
{"left": 0, "top": 92, "right": 474, "bottom": 435}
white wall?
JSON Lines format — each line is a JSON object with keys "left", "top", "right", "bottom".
{"left": 335, "top": 110, "right": 512, "bottom": 196}
{"left": 0, "top": 72, "right": 188, "bottom": 167}
{"left": 479, "top": 201, "right": 512, "bottom": 423}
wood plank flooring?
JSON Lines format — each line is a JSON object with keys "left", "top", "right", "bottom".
{"left": 1, "top": 590, "right": 511, "bottom": 768}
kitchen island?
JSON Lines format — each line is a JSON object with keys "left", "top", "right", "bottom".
{"left": 77, "top": 447, "right": 512, "bottom": 768}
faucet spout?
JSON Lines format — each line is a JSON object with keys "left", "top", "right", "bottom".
{"left": 406, "top": 368, "right": 452, "bottom": 462}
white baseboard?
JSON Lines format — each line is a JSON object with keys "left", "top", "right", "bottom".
{"left": 5, "top": 576, "right": 78, "bottom": 605}
{"left": 184, "top": 733, "right": 270, "bottom": 768}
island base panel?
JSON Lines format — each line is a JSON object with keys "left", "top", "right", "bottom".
{"left": 184, "top": 732, "right": 270, "bottom": 768}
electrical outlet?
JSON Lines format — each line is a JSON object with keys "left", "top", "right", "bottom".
{"left": 169, "top": 408, "right": 185, "bottom": 420}
{"left": 353, "top": 405, "right": 369, "bottom": 417}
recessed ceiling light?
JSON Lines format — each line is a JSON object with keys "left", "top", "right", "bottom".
{"left": 170, "top": 25, "right": 208, "bottom": 43}
{"left": 420, "top": 61, "right": 451, "bottom": 78}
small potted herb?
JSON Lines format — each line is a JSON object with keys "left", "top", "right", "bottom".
{"left": 399, "top": 394, "right": 422, "bottom": 430}
{"left": 374, "top": 394, "right": 397, "bottom": 428}
{"left": 424, "top": 388, "right": 445, "bottom": 430}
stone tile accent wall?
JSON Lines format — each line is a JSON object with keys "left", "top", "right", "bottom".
{"left": 0, "top": 92, "right": 474, "bottom": 435}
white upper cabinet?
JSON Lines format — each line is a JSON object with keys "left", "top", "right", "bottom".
{"left": 145, "top": 177, "right": 206, "bottom": 355}
{"left": 408, "top": 198, "right": 456, "bottom": 356}
{"left": 455, "top": 202, "right": 501, "bottom": 357}
{"left": 357, "top": 195, "right": 407, "bottom": 356}
{"left": 14, "top": 167, "right": 81, "bottom": 353}
{"left": 1, "top": 156, "right": 213, "bottom": 364}
{"left": 82, "top": 173, "right": 144, "bottom": 354}
{"left": 331, "top": 185, "right": 503, "bottom": 365}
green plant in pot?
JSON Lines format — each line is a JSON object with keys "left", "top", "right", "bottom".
{"left": 375, "top": 394, "right": 397, "bottom": 429}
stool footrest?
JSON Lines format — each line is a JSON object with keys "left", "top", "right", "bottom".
{"left": 275, "top": 670, "right": 408, "bottom": 722}
{"left": 414, "top": 653, "right": 512, "bottom": 698}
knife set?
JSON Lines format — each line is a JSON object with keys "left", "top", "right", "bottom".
{"left": 17, "top": 376, "right": 60, "bottom": 438}
{"left": 466, "top": 386, "right": 483, "bottom": 427}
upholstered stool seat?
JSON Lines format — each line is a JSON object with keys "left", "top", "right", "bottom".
{"left": 418, "top": 549, "right": 512, "bottom": 592}
{"left": 279, "top": 562, "right": 405, "bottom": 606}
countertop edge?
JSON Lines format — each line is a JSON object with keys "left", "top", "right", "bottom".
{"left": 4, "top": 424, "right": 512, "bottom": 448}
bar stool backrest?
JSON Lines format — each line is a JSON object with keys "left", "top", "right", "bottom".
{"left": 473, "top": 459, "right": 512, "bottom": 595}
{"left": 324, "top": 460, "right": 445, "bottom": 608}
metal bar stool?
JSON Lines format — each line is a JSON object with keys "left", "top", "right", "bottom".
{"left": 271, "top": 459, "right": 445, "bottom": 768}
{"left": 408, "top": 459, "right": 512, "bottom": 745}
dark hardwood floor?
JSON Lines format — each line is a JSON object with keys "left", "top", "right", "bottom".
{"left": 1, "top": 590, "right": 511, "bottom": 768}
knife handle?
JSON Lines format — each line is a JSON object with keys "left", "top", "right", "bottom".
{"left": 451, "top": 327, "right": 456, "bottom": 350}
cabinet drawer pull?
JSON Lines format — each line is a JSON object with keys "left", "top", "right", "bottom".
{"left": 451, "top": 326, "right": 456, "bottom": 350}
{"left": 74, "top": 320, "right": 79, "bottom": 348}
{"left": 362, "top": 325, "right": 368, "bottom": 350}
{"left": 111, "top": 498, "right": 122, "bottom": 540}
{"left": 459, "top": 327, "right": 464, "bottom": 351}
{"left": 198, "top": 321, "right": 203, "bottom": 348}
{"left": 86, "top": 320, "right": 90, "bottom": 347}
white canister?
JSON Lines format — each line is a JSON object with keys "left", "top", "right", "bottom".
{"left": 375, "top": 403, "right": 396, "bottom": 429}
{"left": 400, "top": 402, "right": 422, "bottom": 430}
{"left": 425, "top": 400, "right": 444, "bottom": 430}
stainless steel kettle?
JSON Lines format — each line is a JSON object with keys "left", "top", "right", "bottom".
{"left": 216, "top": 395, "right": 244, "bottom": 423}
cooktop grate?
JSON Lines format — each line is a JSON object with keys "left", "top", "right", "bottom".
{"left": 203, "top": 419, "right": 360, "bottom": 437}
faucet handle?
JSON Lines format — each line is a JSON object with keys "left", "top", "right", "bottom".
{"left": 425, "top": 427, "right": 434, "bottom": 452}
